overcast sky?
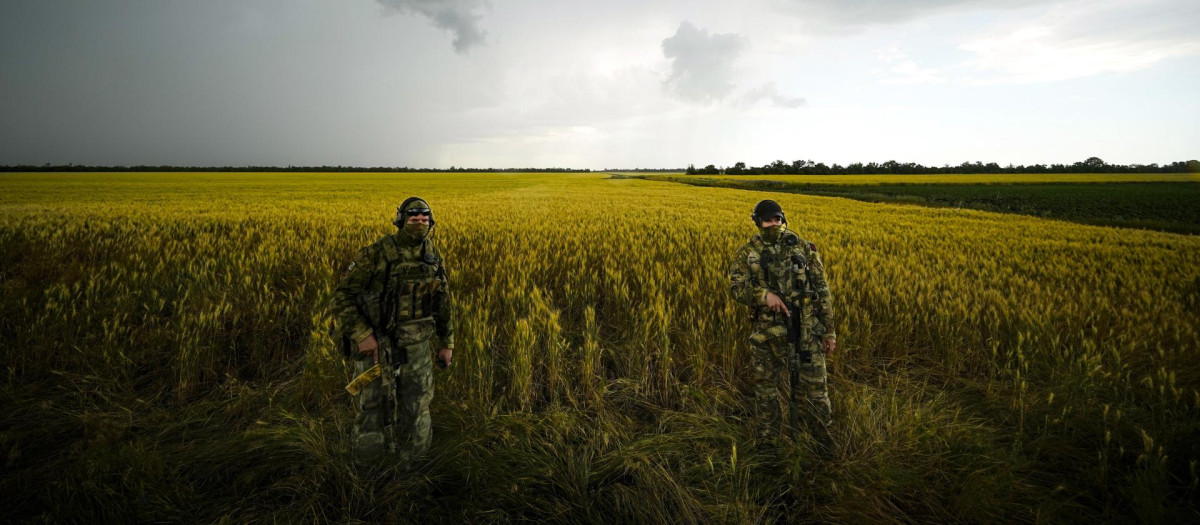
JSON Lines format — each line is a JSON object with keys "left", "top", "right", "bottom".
{"left": 1, "top": 0, "right": 1197, "bottom": 168}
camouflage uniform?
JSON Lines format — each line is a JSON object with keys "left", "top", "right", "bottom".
{"left": 331, "top": 200, "right": 454, "bottom": 466}
{"left": 729, "top": 226, "right": 834, "bottom": 440}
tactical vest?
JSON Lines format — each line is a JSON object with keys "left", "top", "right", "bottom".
{"left": 757, "top": 235, "right": 812, "bottom": 300}
{"left": 750, "top": 233, "right": 816, "bottom": 325}
{"left": 357, "top": 236, "right": 444, "bottom": 348}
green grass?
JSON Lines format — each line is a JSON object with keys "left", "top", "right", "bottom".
{"left": 1, "top": 367, "right": 1051, "bottom": 522}
{"left": 649, "top": 175, "right": 1200, "bottom": 234}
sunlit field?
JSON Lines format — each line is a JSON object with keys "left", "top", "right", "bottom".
{"left": 2, "top": 172, "right": 1198, "bottom": 522}
{"left": 698, "top": 173, "right": 1200, "bottom": 184}
{"left": 649, "top": 173, "right": 1200, "bottom": 235}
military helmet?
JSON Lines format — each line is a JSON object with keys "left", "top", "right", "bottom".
{"left": 393, "top": 197, "right": 435, "bottom": 227}
{"left": 751, "top": 199, "right": 786, "bottom": 226}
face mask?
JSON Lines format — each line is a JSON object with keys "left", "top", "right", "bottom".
{"left": 402, "top": 222, "right": 429, "bottom": 239}
{"left": 759, "top": 224, "right": 783, "bottom": 242}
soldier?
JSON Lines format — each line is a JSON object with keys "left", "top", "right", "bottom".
{"left": 728, "top": 199, "right": 836, "bottom": 448}
{"left": 332, "top": 197, "right": 454, "bottom": 466}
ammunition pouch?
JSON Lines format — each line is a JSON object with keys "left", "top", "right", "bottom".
{"left": 392, "top": 317, "right": 437, "bottom": 347}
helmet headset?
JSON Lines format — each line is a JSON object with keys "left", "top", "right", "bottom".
{"left": 750, "top": 199, "right": 787, "bottom": 228}
{"left": 395, "top": 196, "right": 436, "bottom": 231}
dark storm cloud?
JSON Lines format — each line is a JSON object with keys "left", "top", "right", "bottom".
{"left": 377, "top": 0, "right": 488, "bottom": 54}
{"left": 661, "top": 21, "right": 745, "bottom": 104}
{"left": 0, "top": 1, "right": 460, "bottom": 166}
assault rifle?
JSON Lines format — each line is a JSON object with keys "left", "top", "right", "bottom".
{"left": 759, "top": 248, "right": 814, "bottom": 438}
{"left": 344, "top": 261, "right": 406, "bottom": 455}
{"left": 784, "top": 294, "right": 808, "bottom": 436}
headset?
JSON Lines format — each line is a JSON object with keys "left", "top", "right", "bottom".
{"left": 750, "top": 200, "right": 787, "bottom": 227}
{"left": 395, "top": 196, "right": 439, "bottom": 264}
{"left": 395, "top": 196, "right": 436, "bottom": 231}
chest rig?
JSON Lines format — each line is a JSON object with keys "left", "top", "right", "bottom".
{"left": 356, "top": 236, "right": 444, "bottom": 359}
{"left": 755, "top": 233, "right": 810, "bottom": 305}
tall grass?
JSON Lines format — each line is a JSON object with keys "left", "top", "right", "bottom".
{"left": 1, "top": 172, "right": 1198, "bottom": 522}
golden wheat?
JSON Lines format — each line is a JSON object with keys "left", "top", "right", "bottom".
{"left": 2, "top": 171, "right": 1198, "bottom": 520}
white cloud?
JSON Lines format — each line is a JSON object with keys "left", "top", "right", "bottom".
{"left": 771, "top": 0, "right": 1056, "bottom": 32}
{"left": 874, "top": 46, "right": 945, "bottom": 84}
{"left": 960, "top": 0, "right": 1200, "bottom": 84}
{"left": 738, "top": 81, "right": 807, "bottom": 108}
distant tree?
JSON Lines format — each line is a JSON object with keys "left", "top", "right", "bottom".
{"left": 1083, "top": 157, "right": 1106, "bottom": 171}
{"left": 727, "top": 162, "right": 746, "bottom": 175}
{"left": 686, "top": 164, "right": 696, "bottom": 175}
{"left": 1187, "top": 160, "right": 1200, "bottom": 173}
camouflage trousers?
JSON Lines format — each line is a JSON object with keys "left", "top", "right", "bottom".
{"left": 749, "top": 321, "right": 830, "bottom": 441}
{"left": 350, "top": 338, "right": 433, "bottom": 467}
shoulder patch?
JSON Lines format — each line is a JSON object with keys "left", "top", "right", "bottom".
{"left": 346, "top": 261, "right": 356, "bottom": 272}
{"left": 809, "top": 242, "right": 818, "bottom": 252}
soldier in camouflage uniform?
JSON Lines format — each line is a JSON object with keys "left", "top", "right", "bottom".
{"left": 728, "top": 200, "right": 836, "bottom": 445}
{"left": 332, "top": 197, "right": 454, "bottom": 466}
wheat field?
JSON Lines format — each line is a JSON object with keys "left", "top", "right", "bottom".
{"left": 2, "top": 172, "right": 1198, "bottom": 522}
{"left": 691, "top": 173, "right": 1199, "bottom": 184}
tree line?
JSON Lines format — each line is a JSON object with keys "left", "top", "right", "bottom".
{"left": 687, "top": 157, "right": 1200, "bottom": 175}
